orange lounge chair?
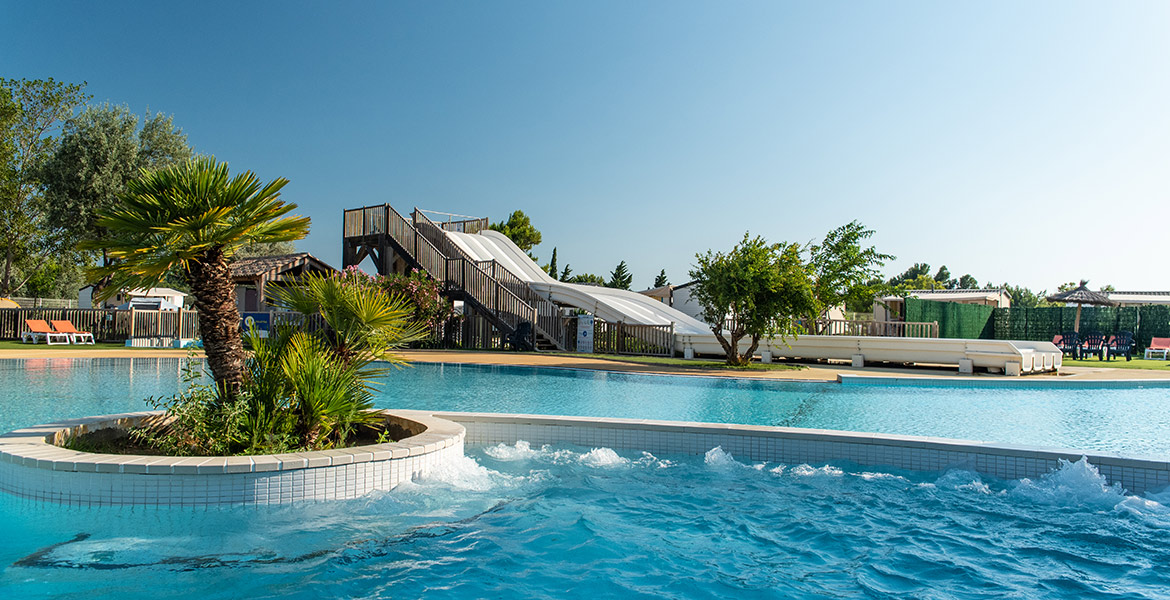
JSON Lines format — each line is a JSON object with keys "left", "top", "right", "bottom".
{"left": 1146, "top": 337, "right": 1170, "bottom": 360}
{"left": 21, "top": 319, "right": 71, "bottom": 345}
{"left": 51, "top": 320, "right": 95, "bottom": 345}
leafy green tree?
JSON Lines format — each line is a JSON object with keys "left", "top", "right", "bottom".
{"left": 0, "top": 77, "right": 89, "bottom": 296}
{"left": 489, "top": 210, "right": 542, "bottom": 253}
{"left": 559, "top": 264, "right": 573, "bottom": 282}
{"left": 567, "top": 272, "right": 606, "bottom": 285}
{"left": 237, "top": 240, "right": 297, "bottom": 257}
{"left": 82, "top": 157, "right": 310, "bottom": 401}
{"left": 933, "top": 265, "right": 955, "bottom": 288}
{"left": 957, "top": 274, "right": 979, "bottom": 289}
{"left": 804, "top": 221, "right": 893, "bottom": 330}
{"left": 653, "top": 269, "right": 669, "bottom": 288}
{"left": 690, "top": 233, "right": 813, "bottom": 365}
{"left": 607, "top": 260, "right": 633, "bottom": 290}
{"left": 887, "top": 262, "right": 932, "bottom": 288}
{"left": 43, "top": 105, "right": 192, "bottom": 242}
{"left": 546, "top": 247, "right": 558, "bottom": 278}
{"left": 41, "top": 104, "right": 192, "bottom": 299}
{"left": 999, "top": 284, "right": 1051, "bottom": 308}
{"left": 904, "top": 274, "right": 945, "bottom": 290}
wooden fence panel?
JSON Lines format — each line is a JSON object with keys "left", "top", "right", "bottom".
{"left": 0, "top": 308, "right": 201, "bottom": 342}
{"left": 591, "top": 320, "right": 674, "bottom": 356}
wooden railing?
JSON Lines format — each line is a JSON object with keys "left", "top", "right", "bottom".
{"left": 0, "top": 308, "right": 200, "bottom": 342}
{"left": 384, "top": 205, "right": 448, "bottom": 277}
{"left": 475, "top": 259, "right": 567, "bottom": 350}
{"left": 719, "top": 318, "right": 940, "bottom": 339}
{"left": 412, "top": 210, "right": 562, "bottom": 349}
{"left": 430, "top": 214, "right": 490, "bottom": 234}
{"left": 800, "top": 318, "right": 938, "bottom": 338}
{"left": 342, "top": 205, "right": 388, "bottom": 238}
{"left": 592, "top": 320, "right": 674, "bottom": 356}
{"left": 129, "top": 310, "right": 200, "bottom": 339}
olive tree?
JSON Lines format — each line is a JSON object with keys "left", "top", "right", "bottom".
{"left": 41, "top": 104, "right": 192, "bottom": 299}
{"left": 804, "top": 220, "right": 893, "bottom": 330}
{"left": 689, "top": 233, "right": 813, "bottom": 365}
{"left": 0, "top": 78, "right": 89, "bottom": 296}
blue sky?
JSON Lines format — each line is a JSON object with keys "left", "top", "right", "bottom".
{"left": 5, "top": 1, "right": 1169, "bottom": 291}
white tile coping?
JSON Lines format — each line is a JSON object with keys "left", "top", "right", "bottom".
{"left": 6, "top": 409, "right": 1169, "bottom": 501}
{"left": 0, "top": 409, "right": 464, "bottom": 476}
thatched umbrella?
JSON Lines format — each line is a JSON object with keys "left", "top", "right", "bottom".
{"left": 1046, "top": 281, "right": 1117, "bottom": 333}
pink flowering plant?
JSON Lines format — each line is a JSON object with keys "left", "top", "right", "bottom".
{"left": 339, "top": 266, "right": 457, "bottom": 335}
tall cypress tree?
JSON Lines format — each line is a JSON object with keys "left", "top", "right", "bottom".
{"left": 607, "top": 261, "right": 633, "bottom": 290}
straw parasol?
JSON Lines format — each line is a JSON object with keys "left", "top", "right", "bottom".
{"left": 1046, "top": 280, "right": 1117, "bottom": 333}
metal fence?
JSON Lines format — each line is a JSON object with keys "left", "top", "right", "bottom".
{"left": 6, "top": 297, "right": 79, "bottom": 309}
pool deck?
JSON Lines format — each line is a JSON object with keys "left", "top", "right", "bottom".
{"left": 1, "top": 347, "right": 1167, "bottom": 382}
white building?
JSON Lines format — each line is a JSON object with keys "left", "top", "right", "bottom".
{"left": 78, "top": 286, "right": 188, "bottom": 309}
{"left": 1104, "top": 291, "right": 1170, "bottom": 307}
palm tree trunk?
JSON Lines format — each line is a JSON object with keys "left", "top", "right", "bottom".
{"left": 186, "top": 249, "right": 245, "bottom": 401}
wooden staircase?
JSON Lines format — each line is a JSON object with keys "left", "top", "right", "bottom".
{"left": 342, "top": 204, "right": 566, "bottom": 351}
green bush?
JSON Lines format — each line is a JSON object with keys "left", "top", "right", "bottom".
{"left": 128, "top": 270, "right": 427, "bottom": 456}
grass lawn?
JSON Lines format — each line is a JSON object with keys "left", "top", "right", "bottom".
{"left": 0, "top": 340, "right": 157, "bottom": 351}
{"left": 1062, "top": 356, "right": 1170, "bottom": 370}
{"left": 561, "top": 352, "right": 806, "bottom": 372}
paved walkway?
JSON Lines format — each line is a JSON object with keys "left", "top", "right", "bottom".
{"left": 1, "top": 347, "right": 1167, "bottom": 382}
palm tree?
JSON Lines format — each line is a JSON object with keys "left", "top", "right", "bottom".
{"left": 81, "top": 157, "right": 310, "bottom": 400}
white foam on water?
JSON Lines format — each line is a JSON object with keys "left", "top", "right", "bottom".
{"left": 632, "top": 451, "right": 674, "bottom": 469}
{"left": 788, "top": 464, "right": 844, "bottom": 477}
{"left": 704, "top": 446, "right": 745, "bottom": 468}
{"left": 578, "top": 447, "right": 629, "bottom": 467}
{"left": 936, "top": 470, "right": 993, "bottom": 494}
{"left": 484, "top": 440, "right": 541, "bottom": 461}
{"left": 416, "top": 452, "right": 514, "bottom": 492}
{"left": 856, "top": 472, "right": 909, "bottom": 482}
{"left": 1010, "top": 457, "right": 1126, "bottom": 508}
{"left": 482, "top": 441, "right": 673, "bottom": 470}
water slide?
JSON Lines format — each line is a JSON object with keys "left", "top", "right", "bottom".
{"left": 442, "top": 229, "right": 1061, "bottom": 374}
{"left": 444, "top": 230, "right": 711, "bottom": 335}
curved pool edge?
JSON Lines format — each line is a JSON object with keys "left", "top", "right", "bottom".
{"left": 4, "top": 409, "right": 1169, "bottom": 505}
{"left": 0, "top": 410, "right": 464, "bottom": 506}
{"left": 436, "top": 411, "right": 1170, "bottom": 496}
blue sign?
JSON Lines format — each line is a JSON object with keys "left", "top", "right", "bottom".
{"left": 241, "top": 312, "right": 271, "bottom": 338}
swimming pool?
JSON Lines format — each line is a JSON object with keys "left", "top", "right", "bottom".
{"left": 5, "top": 358, "right": 1168, "bottom": 458}
{"left": 3, "top": 442, "right": 1169, "bottom": 599}
{"left": 2, "top": 357, "right": 1170, "bottom": 599}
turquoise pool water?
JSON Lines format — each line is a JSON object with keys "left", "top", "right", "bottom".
{"left": 3, "top": 443, "right": 1170, "bottom": 599}
{"left": 3, "top": 358, "right": 1170, "bottom": 598}
{"left": 5, "top": 358, "right": 1167, "bottom": 458}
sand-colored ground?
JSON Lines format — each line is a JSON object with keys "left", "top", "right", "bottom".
{"left": 3, "top": 346, "right": 1165, "bottom": 382}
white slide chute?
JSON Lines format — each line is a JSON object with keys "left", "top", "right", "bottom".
{"left": 445, "top": 230, "right": 711, "bottom": 335}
